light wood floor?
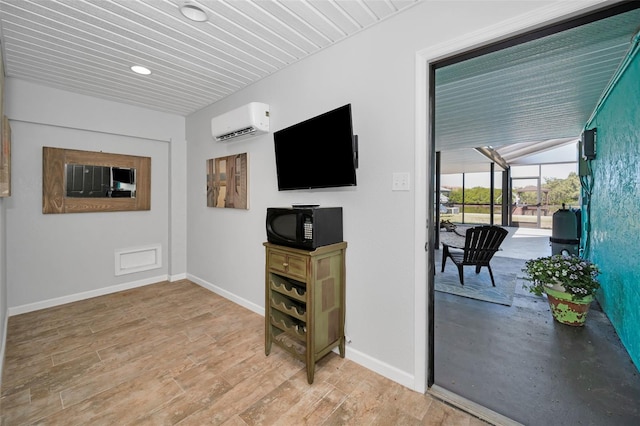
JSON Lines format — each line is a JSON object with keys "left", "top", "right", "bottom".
{"left": 1, "top": 280, "right": 484, "bottom": 425}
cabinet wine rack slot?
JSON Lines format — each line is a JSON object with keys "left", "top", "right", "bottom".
{"left": 271, "top": 292, "right": 306, "bottom": 321}
{"left": 264, "top": 242, "right": 347, "bottom": 384}
{"left": 269, "top": 275, "right": 306, "bottom": 302}
{"left": 270, "top": 309, "right": 306, "bottom": 340}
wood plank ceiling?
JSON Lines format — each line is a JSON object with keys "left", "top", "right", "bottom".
{"left": 1, "top": 1, "right": 639, "bottom": 174}
{"left": 0, "top": 0, "right": 419, "bottom": 116}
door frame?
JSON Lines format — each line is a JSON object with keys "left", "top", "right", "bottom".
{"left": 413, "top": 0, "right": 625, "bottom": 400}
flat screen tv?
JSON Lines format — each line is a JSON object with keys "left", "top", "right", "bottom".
{"left": 273, "top": 104, "right": 358, "bottom": 191}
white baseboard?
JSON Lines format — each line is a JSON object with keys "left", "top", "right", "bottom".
{"left": 187, "top": 273, "right": 414, "bottom": 390}
{"left": 169, "top": 273, "right": 188, "bottom": 281}
{"left": 7, "top": 274, "right": 169, "bottom": 316}
{"left": 340, "top": 345, "right": 415, "bottom": 390}
{"left": 186, "top": 273, "right": 264, "bottom": 316}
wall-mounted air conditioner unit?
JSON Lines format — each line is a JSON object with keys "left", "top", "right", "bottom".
{"left": 211, "top": 102, "right": 270, "bottom": 142}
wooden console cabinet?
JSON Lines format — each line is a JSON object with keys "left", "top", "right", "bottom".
{"left": 264, "top": 241, "right": 347, "bottom": 384}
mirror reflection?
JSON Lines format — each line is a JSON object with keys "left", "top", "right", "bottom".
{"left": 65, "top": 164, "right": 136, "bottom": 198}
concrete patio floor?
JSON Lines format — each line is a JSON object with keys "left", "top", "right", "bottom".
{"left": 434, "top": 226, "right": 640, "bottom": 425}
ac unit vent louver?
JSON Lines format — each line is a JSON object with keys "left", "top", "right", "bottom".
{"left": 211, "top": 102, "right": 270, "bottom": 142}
{"left": 217, "top": 126, "right": 256, "bottom": 142}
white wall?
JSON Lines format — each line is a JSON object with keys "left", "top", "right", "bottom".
{"left": 4, "top": 79, "right": 186, "bottom": 312}
{"left": 1, "top": 47, "right": 7, "bottom": 380}
{"left": 0, "top": 0, "right": 605, "bottom": 392}
{"left": 185, "top": 0, "right": 560, "bottom": 388}
{"left": 0, "top": 198, "right": 6, "bottom": 377}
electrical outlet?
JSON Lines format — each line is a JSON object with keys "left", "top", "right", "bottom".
{"left": 392, "top": 172, "right": 410, "bottom": 191}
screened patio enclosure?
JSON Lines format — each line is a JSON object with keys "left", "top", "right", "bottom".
{"left": 436, "top": 141, "right": 581, "bottom": 230}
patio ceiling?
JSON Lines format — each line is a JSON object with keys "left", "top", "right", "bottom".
{"left": 435, "top": 4, "right": 640, "bottom": 175}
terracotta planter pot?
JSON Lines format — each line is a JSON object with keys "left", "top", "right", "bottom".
{"left": 544, "top": 287, "right": 593, "bottom": 326}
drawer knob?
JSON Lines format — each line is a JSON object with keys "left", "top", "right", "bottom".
{"left": 282, "top": 262, "right": 289, "bottom": 267}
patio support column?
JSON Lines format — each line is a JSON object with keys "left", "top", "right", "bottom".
{"left": 490, "top": 163, "right": 495, "bottom": 225}
{"left": 502, "top": 168, "right": 510, "bottom": 226}
{"left": 435, "top": 151, "right": 441, "bottom": 248}
{"left": 462, "top": 173, "right": 465, "bottom": 224}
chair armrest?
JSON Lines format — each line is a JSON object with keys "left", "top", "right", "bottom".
{"left": 442, "top": 242, "right": 464, "bottom": 250}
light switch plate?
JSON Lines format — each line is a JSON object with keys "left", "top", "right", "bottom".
{"left": 392, "top": 172, "right": 410, "bottom": 191}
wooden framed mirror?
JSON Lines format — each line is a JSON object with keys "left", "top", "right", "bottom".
{"left": 43, "top": 147, "right": 151, "bottom": 214}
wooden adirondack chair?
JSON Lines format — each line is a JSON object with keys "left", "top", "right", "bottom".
{"left": 441, "top": 225, "right": 509, "bottom": 286}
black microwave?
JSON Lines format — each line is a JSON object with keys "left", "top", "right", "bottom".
{"left": 266, "top": 207, "right": 343, "bottom": 250}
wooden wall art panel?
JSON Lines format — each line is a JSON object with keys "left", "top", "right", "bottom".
{"left": 0, "top": 116, "right": 10, "bottom": 197}
{"left": 206, "top": 153, "right": 248, "bottom": 209}
{"left": 42, "top": 147, "right": 151, "bottom": 214}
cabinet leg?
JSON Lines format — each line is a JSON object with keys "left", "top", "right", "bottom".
{"left": 339, "top": 337, "right": 346, "bottom": 358}
{"left": 265, "top": 329, "right": 272, "bottom": 356}
{"left": 307, "top": 364, "right": 315, "bottom": 384}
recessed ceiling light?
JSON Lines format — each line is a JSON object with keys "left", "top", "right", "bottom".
{"left": 130, "top": 65, "right": 152, "bottom": 75}
{"left": 180, "top": 4, "right": 208, "bottom": 22}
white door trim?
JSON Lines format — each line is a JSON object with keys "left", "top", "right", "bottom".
{"left": 413, "top": 0, "right": 610, "bottom": 395}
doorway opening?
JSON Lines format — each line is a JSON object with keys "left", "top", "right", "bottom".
{"left": 425, "top": 2, "right": 640, "bottom": 425}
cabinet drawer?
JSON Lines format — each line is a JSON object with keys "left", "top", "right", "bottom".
{"left": 268, "top": 250, "right": 307, "bottom": 280}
